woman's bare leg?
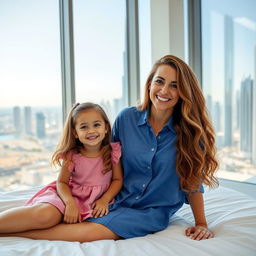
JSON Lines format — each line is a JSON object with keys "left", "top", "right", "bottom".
{"left": 0, "top": 203, "right": 62, "bottom": 233}
{"left": 0, "top": 221, "right": 120, "bottom": 243}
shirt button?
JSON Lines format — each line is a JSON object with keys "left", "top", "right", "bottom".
{"left": 147, "top": 166, "right": 150, "bottom": 169}
{"left": 158, "top": 136, "right": 161, "bottom": 139}
{"left": 151, "top": 148, "right": 155, "bottom": 151}
{"left": 135, "top": 196, "right": 140, "bottom": 200}
{"left": 142, "top": 184, "right": 146, "bottom": 188}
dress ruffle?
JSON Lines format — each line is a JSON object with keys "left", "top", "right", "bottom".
{"left": 111, "top": 142, "right": 121, "bottom": 165}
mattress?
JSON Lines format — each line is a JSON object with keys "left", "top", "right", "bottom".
{"left": 0, "top": 185, "right": 255, "bottom": 256}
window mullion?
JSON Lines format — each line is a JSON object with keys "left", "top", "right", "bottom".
{"left": 59, "top": 0, "right": 76, "bottom": 121}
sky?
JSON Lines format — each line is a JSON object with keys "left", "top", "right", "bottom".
{"left": 0, "top": 0, "right": 126, "bottom": 108}
{"left": 0, "top": 0, "right": 256, "bottom": 108}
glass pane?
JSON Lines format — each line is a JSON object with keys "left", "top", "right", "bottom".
{"left": 201, "top": 0, "right": 256, "bottom": 183}
{"left": 0, "top": 0, "right": 62, "bottom": 191}
{"left": 73, "top": 0, "right": 126, "bottom": 123}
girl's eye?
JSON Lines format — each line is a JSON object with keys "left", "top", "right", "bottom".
{"left": 94, "top": 123, "right": 101, "bottom": 127}
{"left": 80, "top": 125, "right": 87, "bottom": 129}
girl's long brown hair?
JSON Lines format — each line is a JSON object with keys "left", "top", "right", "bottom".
{"left": 52, "top": 102, "right": 112, "bottom": 174}
{"left": 139, "top": 55, "right": 219, "bottom": 192}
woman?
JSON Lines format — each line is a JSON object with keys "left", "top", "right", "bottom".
{"left": 1, "top": 55, "right": 218, "bottom": 242}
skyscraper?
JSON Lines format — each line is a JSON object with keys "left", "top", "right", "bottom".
{"left": 24, "top": 106, "right": 32, "bottom": 135}
{"left": 13, "top": 106, "right": 22, "bottom": 134}
{"left": 213, "top": 101, "right": 221, "bottom": 133}
{"left": 36, "top": 112, "right": 46, "bottom": 138}
{"left": 240, "top": 77, "right": 253, "bottom": 158}
{"left": 224, "top": 15, "right": 234, "bottom": 146}
{"left": 235, "top": 90, "right": 240, "bottom": 130}
{"left": 206, "top": 94, "right": 212, "bottom": 117}
{"left": 252, "top": 45, "right": 256, "bottom": 164}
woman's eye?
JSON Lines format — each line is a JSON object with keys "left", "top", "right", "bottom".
{"left": 170, "top": 83, "right": 177, "bottom": 89}
{"left": 155, "top": 79, "right": 163, "bottom": 84}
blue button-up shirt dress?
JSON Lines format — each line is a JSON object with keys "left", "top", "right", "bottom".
{"left": 88, "top": 106, "right": 203, "bottom": 238}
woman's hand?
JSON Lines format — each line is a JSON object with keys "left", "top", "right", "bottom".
{"left": 64, "top": 201, "right": 81, "bottom": 224}
{"left": 91, "top": 198, "right": 109, "bottom": 218}
{"left": 185, "top": 225, "right": 214, "bottom": 240}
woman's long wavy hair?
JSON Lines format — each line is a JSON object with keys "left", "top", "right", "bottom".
{"left": 139, "top": 55, "right": 219, "bottom": 192}
{"left": 52, "top": 102, "right": 112, "bottom": 174}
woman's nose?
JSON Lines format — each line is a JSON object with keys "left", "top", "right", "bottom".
{"left": 160, "top": 84, "right": 169, "bottom": 94}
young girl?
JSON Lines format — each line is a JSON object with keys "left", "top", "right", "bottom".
{"left": 0, "top": 102, "right": 123, "bottom": 233}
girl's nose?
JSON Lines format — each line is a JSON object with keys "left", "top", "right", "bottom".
{"left": 88, "top": 127, "right": 96, "bottom": 133}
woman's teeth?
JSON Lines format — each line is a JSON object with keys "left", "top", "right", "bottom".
{"left": 157, "top": 95, "right": 170, "bottom": 102}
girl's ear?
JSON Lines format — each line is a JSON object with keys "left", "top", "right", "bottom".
{"left": 105, "top": 123, "right": 110, "bottom": 134}
{"left": 72, "top": 129, "right": 78, "bottom": 138}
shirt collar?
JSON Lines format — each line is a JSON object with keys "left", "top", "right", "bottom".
{"left": 137, "top": 109, "right": 176, "bottom": 134}
{"left": 137, "top": 109, "right": 148, "bottom": 126}
{"left": 166, "top": 118, "right": 176, "bottom": 134}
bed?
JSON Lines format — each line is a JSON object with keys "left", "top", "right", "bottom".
{"left": 0, "top": 185, "right": 255, "bottom": 256}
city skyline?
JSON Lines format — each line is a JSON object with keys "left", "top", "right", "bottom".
{"left": 1, "top": 0, "right": 256, "bottom": 190}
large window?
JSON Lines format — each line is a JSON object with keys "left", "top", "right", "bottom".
{"left": 0, "top": 0, "right": 62, "bottom": 191}
{"left": 73, "top": 0, "right": 127, "bottom": 123}
{"left": 201, "top": 0, "right": 256, "bottom": 183}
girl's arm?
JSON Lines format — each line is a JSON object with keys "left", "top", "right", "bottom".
{"left": 57, "top": 160, "right": 81, "bottom": 223}
{"left": 92, "top": 161, "right": 123, "bottom": 218}
{"left": 185, "top": 192, "right": 214, "bottom": 240}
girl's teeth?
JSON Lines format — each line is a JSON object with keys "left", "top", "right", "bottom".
{"left": 88, "top": 136, "right": 97, "bottom": 140}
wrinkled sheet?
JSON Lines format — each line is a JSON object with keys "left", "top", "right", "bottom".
{"left": 0, "top": 186, "right": 255, "bottom": 256}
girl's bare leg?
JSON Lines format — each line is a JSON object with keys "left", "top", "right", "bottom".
{"left": 0, "top": 203, "right": 62, "bottom": 233}
{"left": 0, "top": 221, "right": 120, "bottom": 243}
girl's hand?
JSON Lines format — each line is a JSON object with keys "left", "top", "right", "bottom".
{"left": 185, "top": 225, "right": 214, "bottom": 240}
{"left": 91, "top": 198, "right": 109, "bottom": 218}
{"left": 64, "top": 202, "right": 81, "bottom": 224}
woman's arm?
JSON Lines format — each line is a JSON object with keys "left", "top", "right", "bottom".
{"left": 57, "top": 161, "right": 81, "bottom": 223}
{"left": 92, "top": 161, "right": 123, "bottom": 218}
{"left": 185, "top": 192, "right": 214, "bottom": 240}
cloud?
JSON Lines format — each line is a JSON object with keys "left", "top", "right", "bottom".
{"left": 234, "top": 17, "right": 256, "bottom": 31}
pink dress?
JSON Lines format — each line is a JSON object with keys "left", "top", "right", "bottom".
{"left": 25, "top": 142, "right": 121, "bottom": 221}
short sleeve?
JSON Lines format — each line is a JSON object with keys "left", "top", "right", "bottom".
{"left": 184, "top": 184, "right": 204, "bottom": 204}
{"left": 112, "top": 114, "right": 120, "bottom": 142}
{"left": 111, "top": 142, "right": 122, "bottom": 165}
{"left": 59, "top": 151, "right": 75, "bottom": 172}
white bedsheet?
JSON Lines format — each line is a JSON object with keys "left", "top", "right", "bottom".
{"left": 0, "top": 186, "right": 255, "bottom": 256}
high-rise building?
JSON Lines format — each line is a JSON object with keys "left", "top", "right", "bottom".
{"left": 224, "top": 15, "right": 234, "bottom": 146}
{"left": 240, "top": 77, "right": 253, "bottom": 158}
{"left": 113, "top": 50, "right": 129, "bottom": 120}
{"left": 206, "top": 95, "right": 212, "bottom": 117}
{"left": 24, "top": 106, "right": 32, "bottom": 135}
{"left": 252, "top": 45, "right": 256, "bottom": 164}
{"left": 235, "top": 90, "right": 240, "bottom": 130}
{"left": 36, "top": 112, "right": 46, "bottom": 138}
{"left": 213, "top": 101, "right": 221, "bottom": 133}
{"left": 13, "top": 106, "right": 22, "bottom": 134}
